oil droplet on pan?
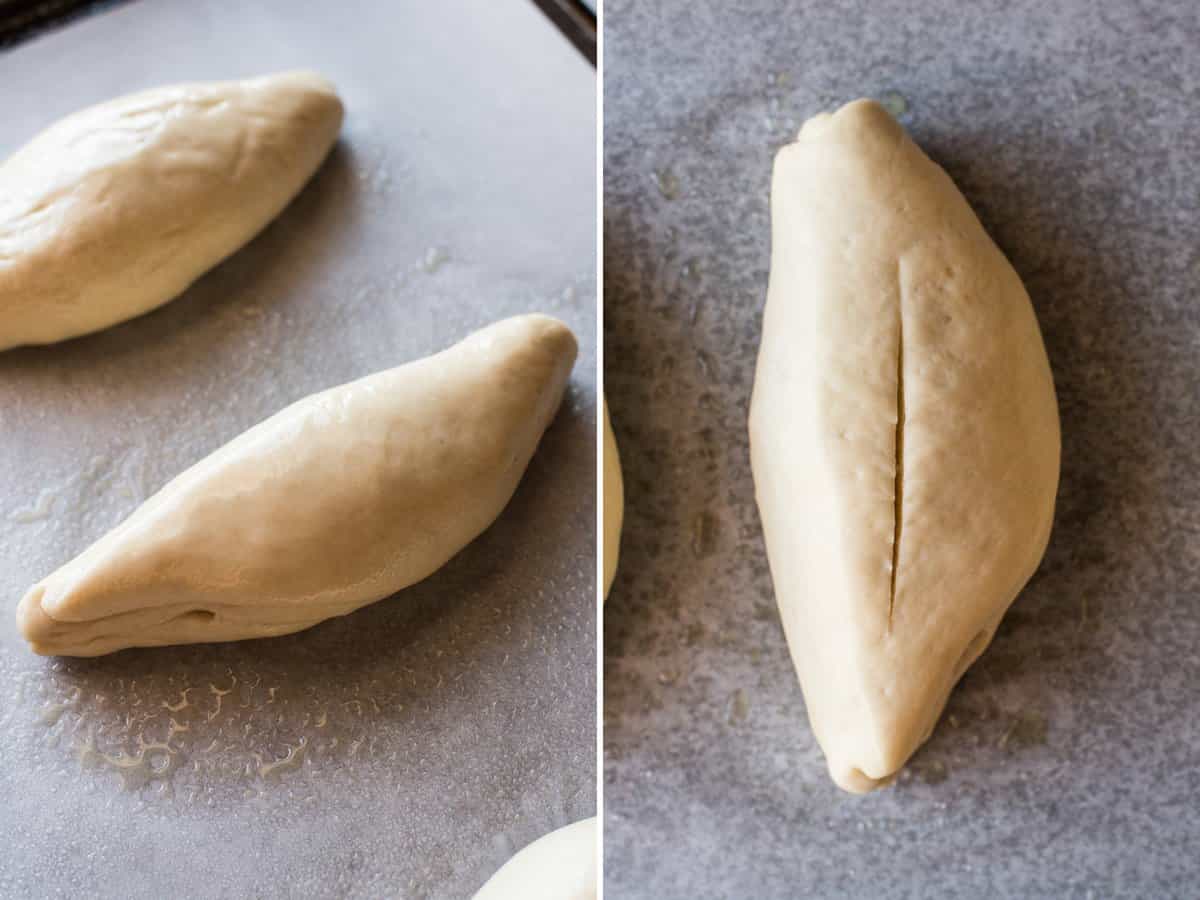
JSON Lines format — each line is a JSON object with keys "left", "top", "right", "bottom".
{"left": 998, "top": 711, "right": 1047, "bottom": 751}
{"left": 258, "top": 738, "right": 308, "bottom": 781}
{"left": 38, "top": 702, "right": 71, "bottom": 726}
{"left": 727, "top": 688, "right": 749, "bottom": 725}
{"left": 653, "top": 168, "right": 680, "bottom": 200}
{"left": 420, "top": 246, "right": 449, "bottom": 274}
{"left": 11, "top": 487, "right": 58, "bottom": 523}
{"left": 691, "top": 510, "right": 720, "bottom": 558}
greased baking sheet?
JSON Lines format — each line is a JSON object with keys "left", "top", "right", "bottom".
{"left": 0, "top": 2, "right": 596, "bottom": 897}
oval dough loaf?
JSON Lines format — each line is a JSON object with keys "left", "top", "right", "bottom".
{"left": 0, "top": 70, "right": 343, "bottom": 351}
{"left": 749, "top": 100, "right": 1060, "bottom": 793}
{"left": 602, "top": 398, "right": 624, "bottom": 599}
{"left": 474, "top": 817, "right": 596, "bottom": 900}
{"left": 17, "top": 315, "right": 577, "bottom": 657}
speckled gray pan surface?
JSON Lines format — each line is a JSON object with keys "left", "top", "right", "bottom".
{"left": 0, "top": 2, "right": 595, "bottom": 897}
{"left": 603, "top": 1, "right": 1200, "bottom": 897}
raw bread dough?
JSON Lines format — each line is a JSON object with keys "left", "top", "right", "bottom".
{"left": 17, "top": 315, "right": 577, "bottom": 657}
{"left": 474, "top": 817, "right": 596, "bottom": 900}
{"left": 0, "top": 71, "right": 343, "bottom": 351}
{"left": 602, "top": 398, "right": 624, "bottom": 599}
{"left": 749, "top": 100, "right": 1060, "bottom": 793}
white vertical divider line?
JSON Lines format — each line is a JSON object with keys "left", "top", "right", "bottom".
{"left": 594, "top": 1, "right": 606, "bottom": 896}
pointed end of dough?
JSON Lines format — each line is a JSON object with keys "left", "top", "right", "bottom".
{"left": 516, "top": 316, "right": 577, "bottom": 444}
{"left": 520, "top": 313, "right": 578, "bottom": 354}
{"left": 491, "top": 314, "right": 579, "bottom": 376}
{"left": 795, "top": 110, "right": 833, "bottom": 141}
{"left": 261, "top": 69, "right": 340, "bottom": 98}
{"left": 822, "top": 674, "right": 961, "bottom": 794}
{"left": 796, "top": 98, "right": 901, "bottom": 143}
{"left": 539, "top": 315, "right": 579, "bottom": 368}
{"left": 816, "top": 695, "right": 945, "bottom": 794}
{"left": 256, "top": 70, "right": 345, "bottom": 135}
{"left": 460, "top": 315, "right": 578, "bottom": 430}
{"left": 829, "top": 760, "right": 898, "bottom": 795}
{"left": 16, "top": 584, "right": 58, "bottom": 656}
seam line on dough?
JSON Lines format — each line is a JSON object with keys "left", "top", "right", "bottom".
{"left": 889, "top": 256, "right": 906, "bottom": 631}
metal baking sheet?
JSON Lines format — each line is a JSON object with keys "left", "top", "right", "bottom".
{"left": 0, "top": 1, "right": 596, "bottom": 897}
{"left": 603, "top": 0, "right": 1200, "bottom": 897}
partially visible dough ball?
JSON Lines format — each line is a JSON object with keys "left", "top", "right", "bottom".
{"left": 602, "top": 399, "right": 624, "bottom": 599}
{"left": 0, "top": 71, "right": 343, "bottom": 350}
{"left": 474, "top": 817, "right": 596, "bottom": 900}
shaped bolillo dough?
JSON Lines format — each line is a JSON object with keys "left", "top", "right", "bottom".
{"left": 18, "top": 315, "right": 577, "bottom": 657}
{"left": 602, "top": 398, "right": 624, "bottom": 599}
{"left": 474, "top": 818, "right": 596, "bottom": 900}
{"left": 0, "top": 70, "right": 343, "bottom": 351}
{"left": 749, "top": 100, "right": 1060, "bottom": 793}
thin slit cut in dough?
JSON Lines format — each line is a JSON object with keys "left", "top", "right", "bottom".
{"left": 749, "top": 100, "right": 1060, "bottom": 793}
{"left": 17, "top": 315, "right": 577, "bottom": 657}
{"left": 0, "top": 70, "right": 343, "bottom": 350}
